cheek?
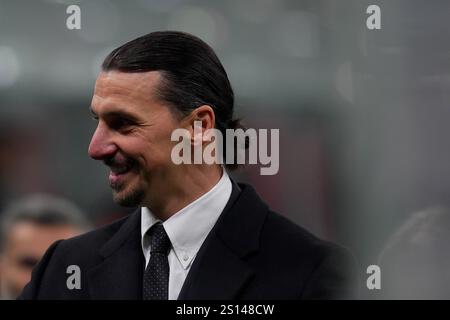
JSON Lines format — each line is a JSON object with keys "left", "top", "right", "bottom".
{"left": 121, "top": 136, "right": 173, "bottom": 169}
{"left": 146, "top": 139, "right": 176, "bottom": 165}
{"left": 122, "top": 119, "right": 181, "bottom": 167}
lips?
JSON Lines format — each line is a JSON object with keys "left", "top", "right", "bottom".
{"left": 110, "top": 164, "right": 131, "bottom": 175}
{"left": 104, "top": 154, "right": 137, "bottom": 187}
{"left": 109, "top": 168, "right": 132, "bottom": 186}
{"left": 108, "top": 163, "right": 135, "bottom": 187}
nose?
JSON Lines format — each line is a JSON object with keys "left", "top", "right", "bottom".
{"left": 88, "top": 122, "right": 118, "bottom": 160}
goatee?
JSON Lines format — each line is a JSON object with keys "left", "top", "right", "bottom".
{"left": 112, "top": 186, "right": 145, "bottom": 207}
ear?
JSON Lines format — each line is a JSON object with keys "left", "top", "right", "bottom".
{"left": 185, "top": 105, "right": 215, "bottom": 146}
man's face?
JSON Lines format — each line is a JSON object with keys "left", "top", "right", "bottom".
{"left": 88, "top": 71, "right": 183, "bottom": 207}
{"left": 0, "top": 222, "right": 81, "bottom": 298}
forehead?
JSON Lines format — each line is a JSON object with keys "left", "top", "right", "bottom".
{"left": 92, "top": 70, "right": 163, "bottom": 111}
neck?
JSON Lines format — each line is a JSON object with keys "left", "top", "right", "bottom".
{"left": 144, "top": 165, "right": 223, "bottom": 221}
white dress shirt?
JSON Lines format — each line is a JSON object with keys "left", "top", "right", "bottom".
{"left": 141, "top": 169, "right": 232, "bottom": 300}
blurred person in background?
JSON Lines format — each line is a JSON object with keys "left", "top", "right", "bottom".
{"left": 379, "top": 206, "right": 450, "bottom": 299}
{"left": 0, "top": 193, "right": 90, "bottom": 299}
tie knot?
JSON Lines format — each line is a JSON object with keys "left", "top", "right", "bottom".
{"left": 148, "top": 223, "right": 171, "bottom": 255}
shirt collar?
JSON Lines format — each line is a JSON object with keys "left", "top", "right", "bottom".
{"left": 141, "top": 169, "right": 232, "bottom": 269}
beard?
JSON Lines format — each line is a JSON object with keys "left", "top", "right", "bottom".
{"left": 112, "top": 183, "right": 145, "bottom": 207}
{"left": 105, "top": 153, "right": 144, "bottom": 207}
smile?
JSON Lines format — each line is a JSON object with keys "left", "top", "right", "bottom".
{"left": 109, "top": 166, "right": 133, "bottom": 186}
{"left": 110, "top": 165, "right": 131, "bottom": 175}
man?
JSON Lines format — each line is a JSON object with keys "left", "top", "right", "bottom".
{"left": 0, "top": 194, "right": 89, "bottom": 299}
{"left": 19, "top": 31, "right": 357, "bottom": 300}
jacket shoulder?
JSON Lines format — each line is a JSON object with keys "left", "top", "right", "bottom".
{"left": 18, "top": 213, "right": 135, "bottom": 299}
{"left": 55, "top": 213, "right": 130, "bottom": 257}
{"left": 262, "top": 210, "right": 336, "bottom": 253}
{"left": 259, "top": 210, "right": 358, "bottom": 298}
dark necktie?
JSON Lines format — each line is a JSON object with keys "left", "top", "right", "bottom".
{"left": 143, "top": 222, "right": 171, "bottom": 300}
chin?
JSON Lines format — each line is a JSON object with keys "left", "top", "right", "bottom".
{"left": 112, "top": 186, "right": 145, "bottom": 207}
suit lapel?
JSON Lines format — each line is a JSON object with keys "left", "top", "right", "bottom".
{"left": 87, "top": 210, "right": 145, "bottom": 299}
{"left": 85, "top": 181, "right": 269, "bottom": 300}
{"left": 177, "top": 233, "right": 254, "bottom": 299}
{"left": 178, "top": 181, "right": 269, "bottom": 299}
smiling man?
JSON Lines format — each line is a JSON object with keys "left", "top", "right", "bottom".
{"left": 88, "top": 70, "right": 209, "bottom": 216}
{"left": 19, "top": 31, "right": 357, "bottom": 300}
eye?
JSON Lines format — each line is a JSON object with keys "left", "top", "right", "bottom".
{"left": 110, "top": 117, "right": 135, "bottom": 132}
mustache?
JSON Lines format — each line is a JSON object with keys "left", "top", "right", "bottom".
{"left": 103, "top": 154, "right": 138, "bottom": 168}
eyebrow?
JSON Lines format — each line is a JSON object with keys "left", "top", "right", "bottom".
{"left": 89, "top": 106, "right": 140, "bottom": 122}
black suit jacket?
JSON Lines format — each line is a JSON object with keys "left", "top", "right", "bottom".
{"left": 19, "top": 182, "right": 358, "bottom": 299}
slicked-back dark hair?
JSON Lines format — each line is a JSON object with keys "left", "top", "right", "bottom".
{"left": 102, "top": 31, "right": 245, "bottom": 169}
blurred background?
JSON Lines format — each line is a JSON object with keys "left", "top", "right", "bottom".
{"left": 1, "top": 0, "right": 450, "bottom": 299}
